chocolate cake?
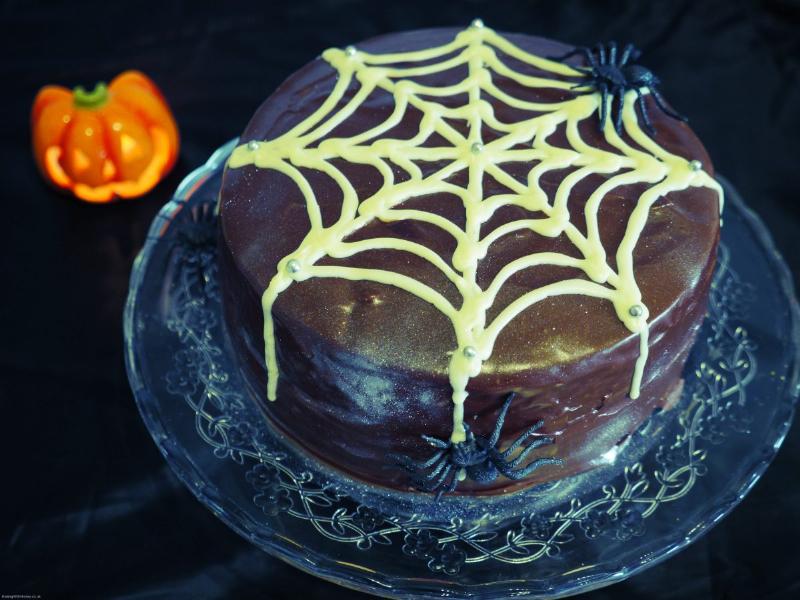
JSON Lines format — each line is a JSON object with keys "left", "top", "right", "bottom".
{"left": 218, "top": 23, "right": 722, "bottom": 496}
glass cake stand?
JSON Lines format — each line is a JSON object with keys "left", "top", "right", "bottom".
{"left": 124, "top": 139, "right": 800, "bottom": 599}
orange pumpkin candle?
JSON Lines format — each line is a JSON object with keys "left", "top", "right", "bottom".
{"left": 31, "top": 71, "right": 179, "bottom": 203}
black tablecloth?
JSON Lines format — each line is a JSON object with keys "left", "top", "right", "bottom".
{"left": 2, "top": 1, "right": 799, "bottom": 598}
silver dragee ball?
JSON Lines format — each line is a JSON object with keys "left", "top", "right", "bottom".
{"left": 286, "top": 259, "right": 301, "bottom": 274}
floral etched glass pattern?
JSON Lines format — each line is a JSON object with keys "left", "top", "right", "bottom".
{"left": 124, "top": 140, "right": 799, "bottom": 599}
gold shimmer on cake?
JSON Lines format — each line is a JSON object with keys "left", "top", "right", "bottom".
{"left": 227, "top": 23, "right": 723, "bottom": 444}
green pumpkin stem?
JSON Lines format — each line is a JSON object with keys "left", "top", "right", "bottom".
{"left": 73, "top": 82, "right": 109, "bottom": 109}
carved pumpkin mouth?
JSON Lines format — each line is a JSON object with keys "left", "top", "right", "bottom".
{"left": 43, "top": 126, "right": 172, "bottom": 203}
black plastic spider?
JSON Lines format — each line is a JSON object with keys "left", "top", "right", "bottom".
{"left": 174, "top": 201, "right": 218, "bottom": 252}
{"left": 552, "top": 41, "right": 686, "bottom": 135}
{"left": 390, "top": 393, "right": 561, "bottom": 499}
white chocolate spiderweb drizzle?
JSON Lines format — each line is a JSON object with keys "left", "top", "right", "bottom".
{"left": 227, "top": 23, "right": 723, "bottom": 443}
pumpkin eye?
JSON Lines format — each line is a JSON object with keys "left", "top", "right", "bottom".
{"left": 102, "top": 159, "right": 117, "bottom": 180}
{"left": 120, "top": 133, "right": 142, "bottom": 161}
{"left": 72, "top": 148, "right": 91, "bottom": 172}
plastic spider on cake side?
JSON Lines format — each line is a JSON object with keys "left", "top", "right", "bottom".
{"left": 390, "top": 393, "right": 561, "bottom": 499}
{"left": 552, "top": 41, "right": 687, "bottom": 135}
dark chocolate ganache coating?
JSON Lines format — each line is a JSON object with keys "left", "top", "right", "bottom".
{"left": 218, "top": 28, "right": 720, "bottom": 494}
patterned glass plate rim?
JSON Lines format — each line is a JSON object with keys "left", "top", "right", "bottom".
{"left": 124, "top": 139, "right": 800, "bottom": 599}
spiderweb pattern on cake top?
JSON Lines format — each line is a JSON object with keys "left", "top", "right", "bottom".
{"left": 227, "top": 22, "right": 723, "bottom": 443}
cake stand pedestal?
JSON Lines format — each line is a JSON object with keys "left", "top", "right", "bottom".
{"left": 124, "top": 139, "right": 799, "bottom": 599}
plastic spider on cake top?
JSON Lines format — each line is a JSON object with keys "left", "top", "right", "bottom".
{"left": 552, "top": 41, "right": 687, "bottom": 135}
{"left": 390, "top": 393, "right": 561, "bottom": 499}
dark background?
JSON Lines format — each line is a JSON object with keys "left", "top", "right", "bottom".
{"left": 1, "top": 0, "right": 799, "bottom": 598}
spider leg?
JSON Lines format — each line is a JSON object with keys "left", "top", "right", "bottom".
{"left": 389, "top": 449, "right": 446, "bottom": 472}
{"left": 386, "top": 452, "right": 407, "bottom": 468}
{"left": 614, "top": 87, "right": 626, "bottom": 133}
{"left": 608, "top": 41, "right": 618, "bottom": 66}
{"left": 551, "top": 46, "right": 598, "bottom": 70}
{"left": 498, "top": 457, "right": 563, "bottom": 480}
{"left": 548, "top": 47, "right": 580, "bottom": 62}
{"left": 506, "top": 437, "right": 556, "bottom": 469}
{"left": 488, "top": 392, "right": 515, "bottom": 446}
{"left": 443, "top": 468, "right": 460, "bottom": 497}
{"left": 430, "top": 462, "right": 453, "bottom": 490}
{"left": 635, "top": 88, "right": 656, "bottom": 136}
{"left": 576, "top": 47, "right": 592, "bottom": 63}
{"left": 594, "top": 42, "right": 607, "bottom": 65}
{"left": 434, "top": 470, "right": 459, "bottom": 501}
{"left": 421, "top": 454, "right": 450, "bottom": 480}
{"left": 582, "top": 47, "right": 598, "bottom": 70}
{"left": 419, "top": 449, "right": 447, "bottom": 469}
{"left": 650, "top": 87, "right": 688, "bottom": 122}
{"left": 414, "top": 449, "right": 446, "bottom": 470}
{"left": 569, "top": 69, "right": 592, "bottom": 85}
{"left": 421, "top": 434, "right": 450, "bottom": 449}
{"left": 570, "top": 75, "right": 594, "bottom": 90}
{"left": 427, "top": 463, "right": 452, "bottom": 499}
{"left": 558, "top": 47, "right": 598, "bottom": 68}
{"left": 598, "top": 84, "right": 609, "bottom": 132}
{"left": 501, "top": 435, "right": 553, "bottom": 464}
{"left": 619, "top": 43, "right": 638, "bottom": 66}
{"left": 574, "top": 85, "right": 601, "bottom": 96}
{"left": 499, "top": 420, "right": 545, "bottom": 458}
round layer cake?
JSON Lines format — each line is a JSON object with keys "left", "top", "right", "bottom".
{"left": 218, "top": 24, "right": 722, "bottom": 495}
